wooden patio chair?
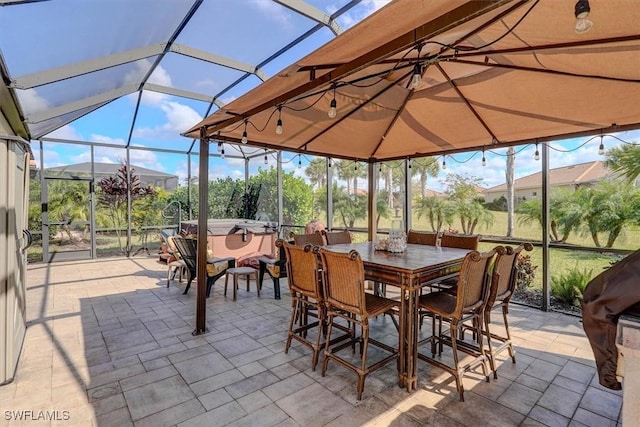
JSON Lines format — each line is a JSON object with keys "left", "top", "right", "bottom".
{"left": 166, "top": 235, "right": 186, "bottom": 287}
{"left": 171, "top": 236, "right": 235, "bottom": 297}
{"left": 258, "top": 238, "right": 287, "bottom": 300}
{"left": 321, "top": 229, "right": 352, "bottom": 245}
{"left": 319, "top": 247, "right": 399, "bottom": 400}
{"left": 417, "top": 248, "right": 497, "bottom": 401}
{"left": 440, "top": 233, "right": 479, "bottom": 250}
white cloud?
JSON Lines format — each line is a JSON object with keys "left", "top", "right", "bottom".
{"left": 252, "top": 0, "right": 293, "bottom": 28}
{"left": 16, "top": 88, "right": 49, "bottom": 113}
{"left": 47, "top": 124, "right": 83, "bottom": 140}
{"left": 134, "top": 101, "right": 203, "bottom": 139}
{"left": 337, "top": 0, "right": 390, "bottom": 29}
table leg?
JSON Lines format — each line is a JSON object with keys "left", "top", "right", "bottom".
{"left": 406, "top": 285, "right": 419, "bottom": 392}
{"left": 398, "top": 286, "right": 407, "bottom": 388}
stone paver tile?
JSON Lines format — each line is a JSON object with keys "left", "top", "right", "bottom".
{"left": 440, "top": 391, "right": 525, "bottom": 427}
{"left": 87, "top": 382, "right": 122, "bottom": 402}
{"left": 123, "top": 375, "right": 194, "bottom": 421}
{"left": 262, "top": 372, "right": 315, "bottom": 401}
{"left": 213, "top": 335, "right": 264, "bottom": 358}
{"left": 119, "top": 365, "right": 178, "bottom": 391}
{"left": 571, "top": 407, "right": 617, "bottom": 427}
{"left": 523, "top": 358, "right": 564, "bottom": 383}
{"left": 177, "top": 401, "right": 246, "bottom": 427}
{"left": 515, "top": 372, "right": 551, "bottom": 393}
{"left": 276, "top": 383, "right": 351, "bottom": 427}
{"left": 95, "top": 407, "right": 134, "bottom": 427}
{"left": 226, "top": 403, "right": 291, "bottom": 427}
{"left": 579, "top": 386, "right": 622, "bottom": 421}
{"left": 92, "top": 393, "right": 127, "bottom": 416}
{"left": 236, "top": 390, "right": 273, "bottom": 413}
{"left": 87, "top": 363, "right": 146, "bottom": 389}
{"left": 228, "top": 347, "right": 275, "bottom": 367}
{"left": 135, "top": 398, "right": 206, "bottom": 427}
{"left": 166, "top": 344, "right": 215, "bottom": 364}
{"left": 173, "top": 352, "right": 235, "bottom": 384}
{"left": 225, "top": 371, "right": 281, "bottom": 399}
{"left": 558, "top": 360, "right": 596, "bottom": 385}
{"left": 528, "top": 405, "right": 570, "bottom": 427}
{"left": 538, "top": 383, "right": 583, "bottom": 418}
{"left": 198, "top": 388, "right": 235, "bottom": 411}
{"left": 496, "top": 381, "right": 542, "bottom": 415}
{"left": 189, "top": 369, "right": 245, "bottom": 397}
{"left": 237, "top": 361, "right": 267, "bottom": 377}
{"left": 552, "top": 374, "right": 590, "bottom": 395}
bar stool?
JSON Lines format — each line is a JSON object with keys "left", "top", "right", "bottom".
{"left": 224, "top": 266, "right": 259, "bottom": 300}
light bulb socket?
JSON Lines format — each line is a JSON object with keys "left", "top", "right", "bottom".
{"left": 575, "top": 0, "right": 590, "bottom": 19}
{"left": 328, "top": 98, "right": 337, "bottom": 118}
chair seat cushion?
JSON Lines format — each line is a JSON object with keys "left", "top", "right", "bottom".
{"left": 418, "top": 291, "right": 457, "bottom": 316}
{"left": 206, "top": 261, "right": 229, "bottom": 276}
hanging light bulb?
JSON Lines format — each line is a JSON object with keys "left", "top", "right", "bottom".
{"left": 328, "top": 85, "right": 337, "bottom": 119}
{"left": 328, "top": 158, "right": 332, "bottom": 168}
{"left": 574, "top": 0, "right": 593, "bottom": 34}
{"left": 410, "top": 62, "right": 422, "bottom": 89}
{"left": 534, "top": 143, "right": 540, "bottom": 161}
{"left": 275, "top": 106, "right": 283, "bottom": 135}
{"left": 217, "top": 142, "right": 222, "bottom": 153}
{"left": 598, "top": 136, "right": 605, "bottom": 155}
{"left": 378, "top": 163, "right": 382, "bottom": 173}
{"left": 482, "top": 148, "right": 486, "bottom": 167}
{"left": 298, "top": 155, "right": 302, "bottom": 169}
{"left": 354, "top": 162, "right": 358, "bottom": 172}
{"left": 408, "top": 158, "right": 412, "bottom": 169}
{"left": 442, "top": 156, "right": 446, "bottom": 170}
{"left": 264, "top": 148, "right": 268, "bottom": 165}
{"left": 241, "top": 120, "right": 248, "bottom": 144}
{"left": 220, "top": 148, "right": 225, "bottom": 159}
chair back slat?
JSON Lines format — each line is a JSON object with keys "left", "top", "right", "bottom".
{"left": 489, "top": 242, "right": 533, "bottom": 306}
{"left": 283, "top": 243, "right": 321, "bottom": 298}
{"left": 456, "top": 249, "right": 497, "bottom": 315}
{"left": 407, "top": 230, "right": 438, "bottom": 246}
{"left": 441, "top": 233, "right": 479, "bottom": 250}
{"left": 319, "top": 248, "right": 365, "bottom": 315}
{"left": 322, "top": 230, "right": 352, "bottom": 245}
{"left": 172, "top": 236, "right": 198, "bottom": 273}
{"left": 293, "top": 232, "right": 325, "bottom": 246}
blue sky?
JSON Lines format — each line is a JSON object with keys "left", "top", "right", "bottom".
{"left": 18, "top": 0, "right": 639, "bottom": 193}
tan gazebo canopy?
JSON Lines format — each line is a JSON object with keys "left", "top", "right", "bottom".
{"left": 184, "top": 0, "right": 640, "bottom": 161}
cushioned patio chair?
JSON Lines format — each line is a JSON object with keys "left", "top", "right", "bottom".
{"left": 171, "top": 236, "right": 235, "bottom": 297}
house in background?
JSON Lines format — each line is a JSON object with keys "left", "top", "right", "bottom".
{"left": 483, "top": 161, "right": 611, "bottom": 207}
{"left": 44, "top": 162, "right": 179, "bottom": 192}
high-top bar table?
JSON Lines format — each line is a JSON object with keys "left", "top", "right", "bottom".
{"left": 324, "top": 242, "right": 470, "bottom": 392}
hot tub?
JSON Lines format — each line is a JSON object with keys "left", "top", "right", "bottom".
{"left": 180, "top": 219, "right": 277, "bottom": 260}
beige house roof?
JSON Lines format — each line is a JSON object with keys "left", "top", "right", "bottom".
{"left": 484, "top": 161, "right": 610, "bottom": 193}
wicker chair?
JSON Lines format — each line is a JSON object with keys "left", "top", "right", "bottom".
{"left": 440, "top": 233, "right": 479, "bottom": 250}
{"left": 480, "top": 242, "right": 533, "bottom": 378}
{"left": 258, "top": 239, "right": 287, "bottom": 300}
{"left": 171, "top": 236, "right": 235, "bottom": 297}
{"left": 417, "top": 248, "right": 497, "bottom": 401}
{"left": 321, "top": 229, "right": 352, "bottom": 245}
{"left": 319, "top": 247, "right": 400, "bottom": 400}
{"left": 282, "top": 242, "right": 328, "bottom": 370}
{"left": 406, "top": 230, "right": 438, "bottom": 246}
{"left": 292, "top": 231, "right": 324, "bottom": 246}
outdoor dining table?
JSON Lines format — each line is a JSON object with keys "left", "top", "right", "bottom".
{"left": 324, "top": 241, "right": 470, "bottom": 392}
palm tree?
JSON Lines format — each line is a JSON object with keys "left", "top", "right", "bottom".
{"left": 605, "top": 144, "right": 640, "bottom": 184}
{"left": 305, "top": 158, "right": 326, "bottom": 190}
{"left": 411, "top": 157, "right": 439, "bottom": 199}
{"left": 505, "top": 147, "right": 515, "bottom": 237}
{"left": 416, "top": 195, "right": 454, "bottom": 232}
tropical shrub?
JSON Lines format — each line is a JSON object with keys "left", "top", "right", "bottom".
{"left": 551, "top": 267, "right": 593, "bottom": 307}
{"left": 514, "top": 254, "right": 537, "bottom": 295}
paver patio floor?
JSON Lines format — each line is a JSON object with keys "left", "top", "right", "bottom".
{"left": 0, "top": 257, "right": 623, "bottom": 426}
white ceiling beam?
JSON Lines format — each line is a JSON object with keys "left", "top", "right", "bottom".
{"left": 25, "top": 84, "right": 138, "bottom": 123}
{"left": 11, "top": 44, "right": 166, "bottom": 89}
{"left": 273, "top": 0, "right": 342, "bottom": 35}
{"left": 170, "top": 43, "right": 268, "bottom": 81}
{"left": 143, "top": 83, "right": 225, "bottom": 108}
